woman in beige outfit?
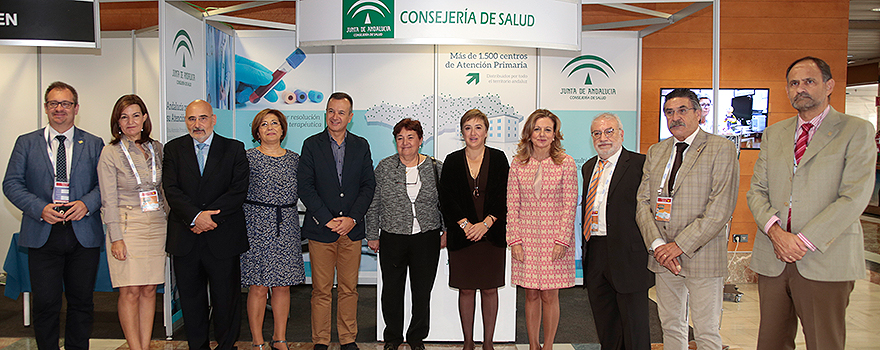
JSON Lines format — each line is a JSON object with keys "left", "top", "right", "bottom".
{"left": 97, "top": 94, "right": 166, "bottom": 350}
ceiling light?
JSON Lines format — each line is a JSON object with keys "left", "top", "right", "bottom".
{"left": 872, "top": 7, "right": 880, "bottom": 12}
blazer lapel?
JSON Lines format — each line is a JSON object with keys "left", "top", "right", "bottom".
{"left": 672, "top": 131, "right": 706, "bottom": 194}
{"left": 319, "top": 131, "right": 342, "bottom": 190}
{"left": 799, "top": 109, "right": 841, "bottom": 167}
{"left": 201, "top": 136, "right": 224, "bottom": 183}
{"left": 607, "top": 149, "right": 629, "bottom": 196}
{"left": 68, "top": 127, "right": 86, "bottom": 178}
{"left": 39, "top": 128, "right": 55, "bottom": 177}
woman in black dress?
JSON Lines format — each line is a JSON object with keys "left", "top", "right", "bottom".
{"left": 440, "top": 109, "right": 509, "bottom": 350}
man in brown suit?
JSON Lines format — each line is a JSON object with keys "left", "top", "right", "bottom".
{"left": 747, "top": 56, "right": 875, "bottom": 350}
{"left": 636, "top": 88, "right": 739, "bottom": 350}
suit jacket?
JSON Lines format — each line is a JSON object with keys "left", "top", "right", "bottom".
{"left": 163, "top": 133, "right": 249, "bottom": 258}
{"left": 636, "top": 129, "right": 739, "bottom": 278}
{"left": 747, "top": 107, "right": 875, "bottom": 281}
{"left": 440, "top": 147, "right": 509, "bottom": 251}
{"left": 3, "top": 127, "right": 104, "bottom": 248}
{"left": 297, "top": 129, "right": 376, "bottom": 243}
{"left": 581, "top": 148, "right": 653, "bottom": 293}
{"left": 365, "top": 154, "right": 443, "bottom": 240}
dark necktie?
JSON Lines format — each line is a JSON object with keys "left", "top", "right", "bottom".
{"left": 55, "top": 135, "right": 67, "bottom": 182}
{"left": 668, "top": 142, "right": 688, "bottom": 192}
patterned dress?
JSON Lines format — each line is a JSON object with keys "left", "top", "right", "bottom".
{"left": 240, "top": 148, "right": 305, "bottom": 287}
{"left": 506, "top": 155, "right": 578, "bottom": 290}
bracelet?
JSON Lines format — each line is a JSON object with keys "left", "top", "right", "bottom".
{"left": 483, "top": 221, "right": 490, "bottom": 229}
{"left": 460, "top": 221, "right": 469, "bottom": 229}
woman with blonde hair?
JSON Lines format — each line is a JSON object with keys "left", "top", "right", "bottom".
{"left": 506, "top": 109, "right": 578, "bottom": 350}
{"left": 440, "top": 109, "right": 509, "bottom": 350}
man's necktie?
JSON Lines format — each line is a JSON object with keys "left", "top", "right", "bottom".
{"left": 55, "top": 135, "right": 67, "bottom": 182}
{"left": 668, "top": 142, "right": 688, "bottom": 192}
{"left": 583, "top": 159, "right": 606, "bottom": 238}
{"left": 197, "top": 143, "right": 207, "bottom": 175}
{"left": 788, "top": 123, "right": 814, "bottom": 231}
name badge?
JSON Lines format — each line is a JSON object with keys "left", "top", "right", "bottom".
{"left": 590, "top": 210, "right": 599, "bottom": 233}
{"left": 139, "top": 190, "right": 160, "bottom": 212}
{"left": 655, "top": 196, "right": 672, "bottom": 222}
{"left": 53, "top": 181, "right": 70, "bottom": 204}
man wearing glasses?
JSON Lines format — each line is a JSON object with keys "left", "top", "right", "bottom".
{"left": 3, "top": 81, "right": 105, "bottom": 350}
{"left": 581, "top": 113, "right": 653, "bottom": 350}
{"left": 635, "top": 88, "right": 739, "bottom": 350}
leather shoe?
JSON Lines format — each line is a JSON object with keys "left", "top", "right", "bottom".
{"left": 313, "top": 344, "right": 328, "bottom": 350}
{"left": 340, "top": 343, "right": 359, "bottom": 350}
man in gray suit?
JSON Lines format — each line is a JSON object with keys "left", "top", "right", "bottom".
{"left": 3, "top": 81, "right": 104, "bottom": 350}
{"left": 747, "top": 56, "right": 875, "bottom": 350}
{"left": 636, "top": 88, "right": 739, "bottom": 350}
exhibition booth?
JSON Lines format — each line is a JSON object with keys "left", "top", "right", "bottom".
{"left": 0, "top": 0, "right": 725, "bottom": 342}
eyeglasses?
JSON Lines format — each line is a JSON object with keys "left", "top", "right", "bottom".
{"left": 663, "top": 107, "right": 697, "bottom": 117}
{"left": 259, "top": 120, "right": 281, "bottom": 128}
{"left": 46, "top": 101, "right": 75, "bottom": 109}
{"left": 699, "top": 103, "right": 712, "bottom": 107}
{"left": 591, "top": 128, "right": 616, "bottom": 139}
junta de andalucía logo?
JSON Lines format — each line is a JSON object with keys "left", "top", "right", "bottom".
{"left": 562, "top": 55, "right": 615, "bottom": 85}
{"left": 173, "top": 29, "right": 194, "bottom": 67}
{"left": 343, "top": 0, "right": 394, "bottom": 39}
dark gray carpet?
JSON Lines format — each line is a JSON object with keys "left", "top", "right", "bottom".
{"left": 0, "top": 284, "right": 665, "bottom": 344}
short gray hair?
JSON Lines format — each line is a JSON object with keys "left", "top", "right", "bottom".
{"left": 592, "top": 112, "right": 623, "bottom": 131}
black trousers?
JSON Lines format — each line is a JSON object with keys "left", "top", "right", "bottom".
{"left": 585, "top": 236, "right": 651, "bottom": 350}
{"left": 172, "top": 235, "right": 242, "bottom": 350}
{"left": 28, "top": 224, "right": 100, "bottom": 350}
{"left": 379, "top": 229, "right": 441, "bottom": 346}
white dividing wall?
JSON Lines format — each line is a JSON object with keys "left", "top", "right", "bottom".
{"left": 0, "top": 45, "right": 40, "bottom": 265}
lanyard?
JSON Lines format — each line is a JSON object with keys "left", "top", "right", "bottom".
{"left": 657, "top": 146, "right": 679, "bottom": 197}
{"left": 120, "top": 141, "right": 156, "bottom": 186}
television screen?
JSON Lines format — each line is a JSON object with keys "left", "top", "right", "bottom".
{"left": 659, "top": 88, "right": 769, "bottom": 149}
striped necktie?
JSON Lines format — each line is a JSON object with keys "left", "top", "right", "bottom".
{"left": 788, "top": 123, "right": 813, "bottom": 231}
{"left": 583, "top": 159, "right": 606, "bottom": 238}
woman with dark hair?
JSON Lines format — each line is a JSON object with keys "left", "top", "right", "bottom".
{"left": 506, "top": 109, "right": 578, "bottom": 350}
{"left": 240, "top": 108, "right": 304, "bottom": 350}
{"left": 439, "top": 109, "right": 509, "bottom": 350}
{"left": 365, "top": 118, "right": 444, "bottom": 350}
{"left": 98, "top": 94, "right": 165, "bottom": 350}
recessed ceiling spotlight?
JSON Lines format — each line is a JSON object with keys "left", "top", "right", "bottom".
{"left": 872, "top": 7, "right": 880, "bottom": 12}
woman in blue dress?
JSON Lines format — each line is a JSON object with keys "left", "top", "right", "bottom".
{"left": 240, "top": 108, "right": 305, "bottom": 350}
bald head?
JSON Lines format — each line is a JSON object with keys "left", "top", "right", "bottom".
{"left": 185, "top": 99, "right": 217, "bottom": 143}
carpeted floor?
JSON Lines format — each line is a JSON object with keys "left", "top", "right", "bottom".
{"left": 0, "top": 284, "right": 665, "bottom": 344}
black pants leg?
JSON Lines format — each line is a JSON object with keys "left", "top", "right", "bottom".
{"left": 29, "top": 224, "right": 99, "bottom": 350}
{"left": 173, "top": 235, "right": 242, "bottom": 350}
{"left": 404, "top": 230, "right": 440, "bottom": 346}
{"left": 379, "top": 231, "right": 408, "bottom": 346}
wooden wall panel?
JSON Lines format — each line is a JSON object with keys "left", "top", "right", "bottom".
{"left": 638, "top": 0, "right": 849, "bottom": 252}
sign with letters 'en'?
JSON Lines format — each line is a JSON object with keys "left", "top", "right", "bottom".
{"left": 0, "top": 0, "right": 100, "bottom": 48}
{"left": 297, "top": 0, "right": 581, "bottom": 51}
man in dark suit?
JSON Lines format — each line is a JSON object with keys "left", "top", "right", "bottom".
{"left": 163, "top": 100, "right": 249, "bottom": 350}
{"left": 3, "top": 81, "right": 104, "bottom": 350}
{"left": 581, "top": 113, "right": 653, "bottom": 350}
{"left": 298, "top": 92, "right": 375, "bottom": 350}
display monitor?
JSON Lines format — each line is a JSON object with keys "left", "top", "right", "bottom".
{"left": 659, "top": 88, "right": 769, "bottom": 149}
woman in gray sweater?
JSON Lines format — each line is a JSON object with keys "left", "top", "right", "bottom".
{"left": 365, "top": 118, "right": 444, "bottom": 350}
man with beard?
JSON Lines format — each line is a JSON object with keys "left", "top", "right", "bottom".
{"left": 636, "top": 88, "right": 738, "bottom": 350}
{"left": 582, "top": 113, "right": 653, "bottom": 349}
{"left": 747, "top": 56, "right": 875, "bottom": 350}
